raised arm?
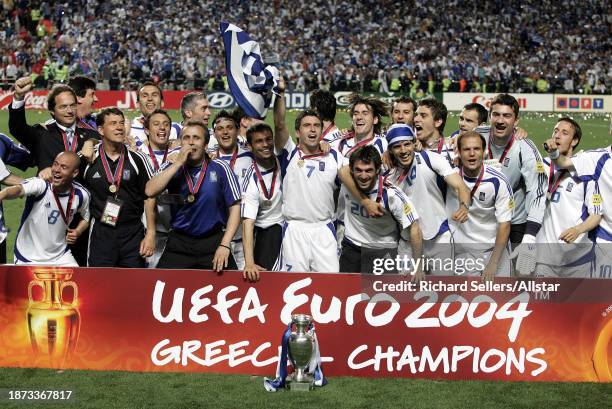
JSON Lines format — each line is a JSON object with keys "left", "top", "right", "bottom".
{"left": 273, "top": 77, "right": 289, "bottom": 152}
{"left": 9, "top": 76, "right": 40, "bottom": 151}
{"left": 145, "top": 144, "right": 189, "bottom": 197}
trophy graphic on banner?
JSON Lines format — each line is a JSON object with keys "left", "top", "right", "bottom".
{"left": 26, "top": 269, "right": 80, "bottom": 368}
{"left": 287, "top": 314, "right": 316, "bottom": 391}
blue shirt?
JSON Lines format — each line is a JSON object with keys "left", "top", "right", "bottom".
{"left": 164, "top": 159, "right": 241, "bottom": 237}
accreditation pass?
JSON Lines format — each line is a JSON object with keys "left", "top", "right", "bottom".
{"left": 101, "top": 197, "right": 123, "bottom": 227}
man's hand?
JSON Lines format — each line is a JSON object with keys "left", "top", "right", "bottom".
{"left": 243, "top": 263, "right": 263, "bottom": 282}
{"left": 13, "top": 76, "right": 33, "bottom": 101}
{"left": 66, "top": 229, "right": 80, "bottom": 245}
{"left": 213, "top": 244, "right": 231, "bottom": 272}
{"left": 481, "top": 262, "right": 497, "bottom": 282}
{"left": 38, "top": 167, "right": 52, "bottom": 182}
{"left": 277, "top": 76, "right": 286, "bottom": 94}
{"left": 169, "top": 139, "right": 181, "bottom": 150}
{"left": 411, "top": 268, "right": 425, "bottom": 283}
{"left": 319, "top": 140, "right": 331, "bottom": 154}
{"left": 381, "top": 150, "right": 393, "bottom": 170}
{"left": 361, "top": 198, "right": 385, "bottom": 217}
{"left": 172, "top": 142, "right": 191, "bottom": 166}
{"left": 139, "top": 231, "right": 156, "bottom": 258}
{"left": 80, "top": 139, "right": 96, "bottom": 163}
{"left": 514, "top": 127, "right": 529, "bottom": 140}
{"left": 414, "top": 140, "right": 423, "bottom": 152}
{"left": 510, "top": 234, "right": 537, "bottom": 276}
{"left": 543, "top": 137, "right": 558, "bottom": 154}
{"left": 452, "top": 205, "right": 469, "bottom": 223}
{"left": 559, "top": 227, "right": 580, "bottom": 243}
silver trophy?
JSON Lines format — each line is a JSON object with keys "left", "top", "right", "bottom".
{"left": 287, "top": 314, "right": 315, "bottom": 391}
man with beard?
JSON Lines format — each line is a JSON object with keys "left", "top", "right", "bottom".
{"left": 340, "top": 145, "right": 423, "bottom": 277}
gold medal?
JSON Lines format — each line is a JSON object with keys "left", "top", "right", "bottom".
{"left": 187, "top": 194, "right": 195, "bottom": 203}
{"left": 261, "top": 200, "right": 272, "bottom": 209}
{"left": 297, "top": 159, "right": 305, "bottom": 168}
{"left": 109, "top": 184, "right": 117, "bottom": 193}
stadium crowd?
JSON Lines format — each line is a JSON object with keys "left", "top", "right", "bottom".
{"left": 0, "top": 0, "right": 610, "bottom": 94}
{"left": 0, "top": 73, "right": 610, "bottom": 280}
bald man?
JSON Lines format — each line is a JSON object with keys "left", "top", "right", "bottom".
{"left": 0, "top": 151, "right": 91, "bottom": 266}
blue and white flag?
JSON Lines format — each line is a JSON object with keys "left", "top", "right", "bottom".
{"left": 220, "top": 22, "right": 280, "bottom": 120}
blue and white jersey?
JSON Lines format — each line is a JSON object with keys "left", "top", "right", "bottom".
{"left": 162, "top": 159, "right": 241, "bottom": 237}
{"left": 241, "top": 162, "right": 283, "bottom": 229}
{"left": 331, "top": 133, "right": 387, "bottom": 158}
{"left": 447, "top": 165, "right": 514, "bottom": 245}
{"left": 385, "top": 150, "right": 455, "bottom": 241}
{"left": 278, "top": 138, "right": 342, "bottom": 223}
{"left": 569, "top": 147, "right": 611, "bottom": 243}
{"left": 536, "top": 158, "right": 601, "bottom": 264}
{"left": 15, "top": 178, "right": 90, "bottom": 264}
{"left": 342, "top": 178, "right": 418, "bottom": 249}
{"left": 217, "top": 146, "right": 254, "bottom": 189}
{"left": 320, "top": 124, "right": 344, "bottom": 143}
{"left": 130, "top": 116, "right": 181, "bottom": 149}
{"left": 0, "top": 158, "right": 12, "bottom": 244}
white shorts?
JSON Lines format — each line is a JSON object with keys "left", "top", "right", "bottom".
{"left": 455, "top": 244, "right": 512, "bottom": 277}
{"left": 281, "top": 220, "right": 339, "bottom": 273}
{"left": 535, "top": 262, "right": 594, "bottom": 278}
{"left": 15, "top": 250, "right": 78, "bottom": 267}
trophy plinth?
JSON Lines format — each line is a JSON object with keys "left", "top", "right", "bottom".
{"left": 26, "top": 268, "right": 80, "bottom": 369}
{"left": 287, "top": 314, "right": 315, "bottom": 392}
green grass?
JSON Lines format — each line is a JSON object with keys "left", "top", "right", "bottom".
{"left": 0, "top": 367, "right": 609, "bottom": 409}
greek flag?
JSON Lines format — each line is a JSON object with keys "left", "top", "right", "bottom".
{"left": 220, "top": 22, "right": 280, "bottom": 120}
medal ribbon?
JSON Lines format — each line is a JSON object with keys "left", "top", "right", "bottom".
{"left": 375, "top": 175, "right": 384, "bottom": 203}
{"left": 345, "top": 136, "right": 374, "bottom": 157}
{"left": 51, "top": 186, "right": 75, "bottom": 225}
{"left": 320, "top": 123, "right": 335, "bottom": 141}
{"left": 147, "top": 145, "right": 168, "bottom": 171}
{"left": 253, "top": 160, "right": 279, "bottom": 200}
{"left": 60, "top": 128, "right": 78, "bottom": 152}
{"left": 437, "top": 137, "right": 444, "bottom": 154}
{"left": 298, "top": 148, "right": 327, "bottom": 161}
{"left": 182, "top": 159, "right": 208, "bottom": 197}
{"left": 461, "top": 165, "right": 485, "bottom": 200}
{"left": 100, "top": 145, "right": 126, "bottom": 190}
{"left": 217, "top": 147, "right": 239, "bottom": 170}
{"left": 547, "top": 163, "right": 567, "bottom": 196}
{"left": 488, "top": 135, "right": 515, "bottom": 163}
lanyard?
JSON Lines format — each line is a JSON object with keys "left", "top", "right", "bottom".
{"left": 100, "top": 145, "right": 125, "bottom": 193}
{"left": 320, "top": 123, "right": 335, "bottom": 141}
{"left": 547, "top": 163, "right": 567, "bottom": 196}
{"left": 51, "top": 186, "right": 75, "bottom": 225}
{"left": 488, "top": 135, "right": 515, "bottom": 163}
{"left": 147, "top": 145, "right": 168, "bottom": 171}
{"left": 182, "top": 159, "right": 208, "bottom": 198}
{"left": 253, "top": 160, "right": 279, "bottom": 200}
{"left": 461, "top": 165, "right": 485, "bottom": 200}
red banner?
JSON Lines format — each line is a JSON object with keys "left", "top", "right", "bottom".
{"left": 0, "top": 266, "right": 610, "bottom": 382}
{"left": 0, "top": 91, "right": 190, "bottom": 110}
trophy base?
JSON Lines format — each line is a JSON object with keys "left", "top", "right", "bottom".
{"left": 287, "top": 380, "right": 314, "bottom": 392}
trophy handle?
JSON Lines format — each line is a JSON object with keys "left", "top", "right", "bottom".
{"left": 60, "top": 281, "right": 78, "bottom": 307}
{"left": 27, "top": 280, "right": 44, "bottom": 302}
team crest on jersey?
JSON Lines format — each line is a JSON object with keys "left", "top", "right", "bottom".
{"left": 479, "top": 192, "right": 486, "bottom": 201}
{"left": 503, "top": 157, "right": 510, "bottom": 167}
{"left": 319, "top": 162, "right": 325, "bottom": 171}
{"left": 566, "top": 182, "right": 574, "bottom": 192}
{"left": 122, "top": 170, "right": 131, "bottom": 180}
{"left": 210, "top": 171, "right": 218, "bottom": 182}
{"left": 508, "top": 198, "right": 515, "bottom": 210}
{"left": 592, "top": 194, "right": 602, "bottom": 206}
{"left": 535, "top": 161, "right": 545, "bottom": 173}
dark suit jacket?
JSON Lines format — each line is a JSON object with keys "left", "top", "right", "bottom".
{"left": 9, "top": 104, "right": 100, "bottom": 170}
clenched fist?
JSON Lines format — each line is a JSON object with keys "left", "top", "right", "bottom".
{"left": 13, "top": 76, "right": 33, "bottom": 101}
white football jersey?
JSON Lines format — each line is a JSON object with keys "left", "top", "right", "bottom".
{"left": 15, "top": 178, "right": 90, "bottom": 264}
{"left": 386, "top": 150, "right": 455, "bottom": 240}
{"left": 241, "top": 162, "right": 283, "bottom": 228}
{"left": 342, "top": 179, "right": 418, "bottom": 249}
{"left": 423, "top": 136, "right": 456, "bottom": 167}
{"left": 130, "top": 116, "right": 181, "bottom": 149}
{"left": 321, "top": 124, "right": 344, "bottom": 143}
{"left": 569, "top": 147, "right": 611, "bottom": 243}
{"left": 278, "top": 138, "right": 341, "bottom": 223}
{"left": 138, "top": 145, "right": 181, "bottom": 233}
{"left": 447, "top": 165, "right": 514, "bottom": 245}
{"left": 217, "top": 146, "right": 254, "bottom": 188}
{"left": 331, "top": 133, "right": 387, "bottom": 158}
{"left": 536, "top": 158, "right": 601, "bottom": 263}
